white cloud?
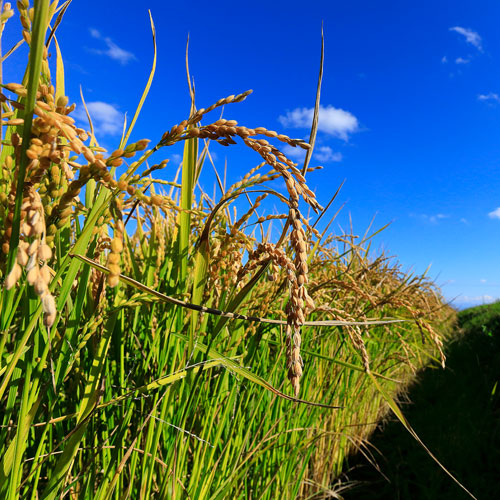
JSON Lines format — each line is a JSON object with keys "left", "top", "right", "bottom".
{"left": 73, "top": 101, "right": 124, "bottom": 136}
{"left": 428, "top": 213, "right": 448, "bottom": 223}
{"left": 449, "top": 26, "right": 483, "bottom": 51}
{"left": 411, "top": 213, "right": 449, "bottom": 224}
{"left": 452, "top": 294, "right": 496, "bottom": 307}
{"left": 282, "top": 144, "right": 306, "bottom": 161}
{"left": 480, "top": 279, "right": 487, "bottom": 284}
{"left": 441, "top": 56, "right": 448, "bottom": 63}
{"left": 455, "top": 57, "right": 470, "bottom": 64}
{"left": 278, "top": 105, "right": 359, "bottom": 140}
{"left": 282, "top": 144, "right": 343, "bottom": 164}
{"left": 478, "top": 92, "right": 500, "bottom": 103}
{"left": 171, "top": 154, "right": 183, "bottom": 164}
{"left": 89, "top": 28, "right": 136, "bottom": 65}
{"left": 460, "top": 217, "right": 468, "bottom": 224}
{"left": 488, "top": 207, "right": 500, "bottom": 219}
{"left": 314, "top": 146, "right": 342, "bottom": 163}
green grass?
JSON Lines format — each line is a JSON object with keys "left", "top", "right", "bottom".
{"left": 343, "top": 302, "right": 500, "bottom": 499}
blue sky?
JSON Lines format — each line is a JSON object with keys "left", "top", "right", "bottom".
{"left": 4, "top": 0, "right": 500, "bottom": 308}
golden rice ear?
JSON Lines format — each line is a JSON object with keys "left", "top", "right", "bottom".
{"left": 106, "top": 200, "right": 125, "bottom": 288}
{"left": 4, "top": 262, "right": 22, "bottom": 289}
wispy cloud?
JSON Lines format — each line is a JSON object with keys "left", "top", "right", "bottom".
{"left": 315, "top": 146, "right": 342, "bottom": 163}
{"left": 478, "top": 92, "right": 500, "bottom": 103}
{"left": 441, "top": 55, "right": 448, "bottom": 64}
{"left": 449, "top": 26, "right": 483, "bottom": 51}
{"left": 278, "top": 105, "right": 359, "bottom": 140}
{"left": 73, "top": 101, "right": 124, "bottom": 135}
{"left": 427, "top": 213, "right": 448, "bottom": 224}
{"left": 282, "top": 144, "right": 343, "bottom": 164}
{"left": 282, "top": 144, "right": 306, "bottom": 161}
{"left": 411, "top": 213, "right": 449, "bottom": 224}
{"left": 171, "top": 154, "right": 183, "bottom": 165}
{"left": 488, "top": 207, "right": 500, "bottom": 219}
{"left": 89, "top": 28, "right": 136, "bottom": 65}
{"left": 452, "top": 294, "right": 496, "bottom": 307}
{"left": 455, "top": 57, "right": 470, "bottom": 64}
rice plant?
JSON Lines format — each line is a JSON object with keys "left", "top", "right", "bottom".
{"left": 0, "top": 2, "right": 453, "bottom": 498}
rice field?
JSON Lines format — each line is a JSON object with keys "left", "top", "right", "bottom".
{"left": 0, "top": 2, "right": 455, "bottom": 498}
